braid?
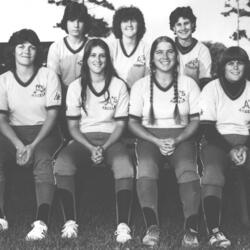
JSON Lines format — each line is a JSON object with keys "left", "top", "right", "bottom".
{"left": 149, "top": 70, "right": 155, "bottom": 125}
{"left": 173, "top": 68, "right": 181, "bottom": 124}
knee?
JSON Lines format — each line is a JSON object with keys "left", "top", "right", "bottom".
{"left": 175, "top": 163, "right": 199, "bottom": 183}
{"left": 136, "top": 160, "right": 159, "bottom": 180}
{"left": 53, "top": 154, "right": 76, "bottom": 176}
{"left": 34, "top": 164, "right": 54, "bottom": 185}
{"left": 201, "top": 166, "right": 225, "bottom": 187}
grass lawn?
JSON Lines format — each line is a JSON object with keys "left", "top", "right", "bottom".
{"left": 1, "top": 167, "right": 250, "bottom": 250}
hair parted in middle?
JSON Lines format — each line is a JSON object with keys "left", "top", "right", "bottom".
{"left": 6, "top": 29, "right": 43, "bottom": 71}
{"left": 60, "top": 1, "right": 91, "bottom": 34}
{"left": 149, "top": 36, "right": 181, "bottom": 125}
{"left": 112, "top": 6, "right": 146, "bottom": 41}
{"left": 169, "top": 6, "right": 197, "bottom": 33}
{"left": 80, "top": 38, "right": 118, "bottom": 114}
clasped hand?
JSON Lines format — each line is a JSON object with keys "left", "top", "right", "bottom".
{"left": 230, "top": 145, "right": 247, "bottom": 166}
{"left": 91, "top": 146, "right": 104, "bottom": 165}
{"left": 16, "top": 144, "right": 35, "bottom": 166}
{"left": 157, "top": 138, "right": 176, "bottom": 156}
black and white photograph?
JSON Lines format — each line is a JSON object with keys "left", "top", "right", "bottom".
{"left": 0, "top": 0, "right": 250, "bottom": 249}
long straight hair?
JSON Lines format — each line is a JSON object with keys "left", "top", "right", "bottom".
{"left": 149, "top": 36, "right": 181, "bottom": 125}
{"left": 80, "top": 38, "right": 118, "bottom": 114}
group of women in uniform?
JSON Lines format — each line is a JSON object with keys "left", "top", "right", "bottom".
{"left": 0, "top": 1, "right": 249, "bottom": 249}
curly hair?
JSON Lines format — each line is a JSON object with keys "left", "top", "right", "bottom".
{"left": 80, "top": 39, "right": 118, "bottom": 114}
{"left": 169, "top": 6, "right": 197, "bottom": 33}
{"left": 112, "top": 6, "right": 146, "bottom": 41}
{"left": 217, "top": 46, "right": 250, "bottom": 79}
{"left": 5, "top": 29, "right": 43, "bottom": 71}
{"left": 149, "top": 36, "right": 181, "bottom": 125}
{"left": 60, "top": 1, "right": 91, "bottom": 34}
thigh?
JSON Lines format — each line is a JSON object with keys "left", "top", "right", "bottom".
{"left": 54, "top": 140, "right": 92, "bottom": 176}
{"left": 105, "top": 141, "right": 134, "bottom": 179}
{"left": 135, "top": 139, "right": 162, "bottom": 179}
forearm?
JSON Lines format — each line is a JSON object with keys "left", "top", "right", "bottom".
{"left": 128, "top": 118, "right": 158, "bottom": 145}
{"left": 31, "top": 109, "right": 58, "bottom": 148}
{"left": 102, "top": 121, "right": 125, "bottom": 150}
{"left": 175, "top": 119, "right": 200, "bottom": 145}
{"left": 0, "top": 115, "right": 23, "bottom": 149}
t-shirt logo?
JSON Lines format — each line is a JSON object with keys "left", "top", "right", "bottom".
{"left": 77, "top": 60, "right": 83, "bottom": 66}
{"left": 102, "top": 96, "right": 118, "bottom": 110}
{"left": 170, "top": 90, "right": 186, "bottom": 104}
{"left": 32, "top": 84, "right": 46, "bottom": 97}
{"left": 134, "top": 55, "right": 146, "bottom": 66}
{"left": 239, "top": 100, "right": 250, "bottom": 113}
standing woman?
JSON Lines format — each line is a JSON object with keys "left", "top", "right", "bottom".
{"left": 199, "top": 46, "right": 250, "bottom": 248}
{"left": 53, "top": 39, "right": 134, "bottom": 243}
{"left": 129, "top": 36, "right": 201, "bottom": 248}
{"left": 47, "top": 1, "right": 91, "bottom": 139}
{"left": 109, "top": 6, "right": 149, "bottom": 88}
{"left": 169, "top": 6, "right": 212, "bottom": 88}
{"left": 0, "top": 29, "right": 62, "bottom": 240}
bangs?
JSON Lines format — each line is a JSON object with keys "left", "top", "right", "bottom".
{"left": 221, "top": 46, "right": 249, "bottom": 65}
{"left": 9, "top": 29, "right": 40, "bottom": 48}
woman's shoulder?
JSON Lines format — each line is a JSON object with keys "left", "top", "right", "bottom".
{"left": 0, "top": 70, "right": 14, "bottom": 85}
{"left": 131, "top": 75, "right": 150, "bottom": 90}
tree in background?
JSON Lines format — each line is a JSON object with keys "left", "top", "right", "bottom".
{"left": 48, "top": 0, "right": 115, "bottom": 37}
{"left": 221, "top": 0, "right": 250, "bottom": 43}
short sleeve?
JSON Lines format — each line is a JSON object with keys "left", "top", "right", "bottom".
{"left": 66, "top": 81, "right": 82, "bottom": 119}
{"left": 198, "top": 44, "right": 212, "bottom": 79}
{"left": 129, "top": 80, "right": 144, "bottom": 118}
{"left": 199, "top": 83, "right": 217, "bottom": 122}
{"left": 114, "top": 81, "right": 129, "bottom": 120}
{"left": 46, "top": 70, "right": 62, "bottom": 109}
{"left": 0, "top": 76, "right": 8, "bottom": 114}
{"left": 47, "top": 42, "right": 61, "bottom": 76}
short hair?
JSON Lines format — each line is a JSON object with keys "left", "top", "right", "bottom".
{"left": 5, "top": 29, "right": 43, "bottom": 70}
{"left": 112, "top": 6, "right": 146, "bottom": 41}
{"left": 169, "top": 6, "right": 197, "bottom": 33}
{"left": 217, "top": 46, "right": 250, "bottom": 79}
{"left": 60, "top": 1, "right": 91, "bottom": 34}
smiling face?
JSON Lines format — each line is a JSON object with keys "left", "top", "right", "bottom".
{"left": 153, "top": 41, "right": 177, "bottom": 73}
{"left": 67, "top": 19, "right": 85, "bottom": 38}
{"left": 120, "top": 19, "right": 138, "bottom": 39}
{"left": 173, "top": 17, "right": 193, "bottom": 41}
{"left": 225, "top": 60, "right": 245, "bottom": 83}
{"left": 15, "top": 41, "right": 37, "bottom": 67}
{"left": 87, "top": 46, "right": 107, "bottom": 75}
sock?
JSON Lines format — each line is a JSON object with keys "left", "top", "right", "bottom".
{"left": 36, "top": 203, "right": 50, "bottom": 225}
{"left": 0, "top": 181, "right": 5, "bottom": 218}
{"left": 115, "top": 178, "right": 133, "bottom": 225}
{"left": 185, "top": 214, "right": 198, "bottom": 232}
{"left": 203, "top": 196, "right": 221, "bottom": 235}
{"left": 179, "top": 180, "right": 201, "bottom": 227}
{"left": 137, "top": 178, "right": 158, "bottom": 227}
{"left": 35, "top": 183, "right": 55, "bottom": 206}
{"left": 56, "top": 175, "right": 76, "bottom": 221}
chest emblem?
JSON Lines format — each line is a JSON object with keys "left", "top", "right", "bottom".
{"left": 32, "top": 84, "right": 46, "bottom": 97}
{"left": 239, "top": 100, "right": 250, "bottom": 113}
{"left": 102, "top": 96, "right": 118, "bottom": 110}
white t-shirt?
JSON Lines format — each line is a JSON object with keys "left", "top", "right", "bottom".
{"left": 177, "top": 40, "right": 212, "bottom": 80}
{"left": 47, "top": 37, "right": 88, "bottom": 86}
{"left": 66, "top": 76, "right": 129, "bottom": 133}
{"left": 0, "top": 67, "right": 62, "bottom": 126}
{"left": 108, "top": 38, "right": 150, "bottom": 88}
{"left": 129, "top": 75, "right": 200, "bottom": 128}
{"left": 200, "top": 78, "right": 250, "bottom": 135}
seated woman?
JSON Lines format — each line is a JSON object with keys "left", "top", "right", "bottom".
{"left": 129, "top": 36, "right": 201, "bottom": 248}
{"left": 199, "top": 46, "right": 250, "bottom": 248}
{"left": 53, "top": 39, "right": 134, "bottom": 244}
{"left": 0, "top": 29, "right": 62, "bottom": 240}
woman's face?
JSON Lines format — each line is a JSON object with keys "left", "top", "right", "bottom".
{"left": 173, "top": 17, "right": 193, "bottom": 41}
{"left": 67, "top": 19, "right": 85, "bottom": 37}
{"left": 121, "top": 19, "right": 138, "bottom": 39}
{"left": 153, "top": 41, "right": 177, "bottom": 73}
{"left": 225, "top": 60, "right": 245, "bottom": 83}
{"left": 15, "top": 41, "right": 37, "bottom": 67}
{"left": 87, "top": 46, "right": 107, "bottom": 75}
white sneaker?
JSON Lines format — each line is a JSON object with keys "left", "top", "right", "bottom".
{"left": 25, "top": 220, "right": 47, "bottom": 241}
{"left": 115, "top": 223, "right": 132, "bottom": 244}
{"left": 61, "top": 220, "right": 78, "bottom": 239}
{"left": 182, "top": 228, "right": 199, "bottom": 248}
{"left": 0, "top": 217, "right": 8, "bottom": 231}
{"left": 142, "top": 225, "right": 160, "bottom": 247}
{"left": 209, "top": 230, "right": 231, "bottom": 248}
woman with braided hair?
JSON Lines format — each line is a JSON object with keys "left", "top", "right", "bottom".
{"left": 129, "top": 36, "right": 201, "bottom": 248}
